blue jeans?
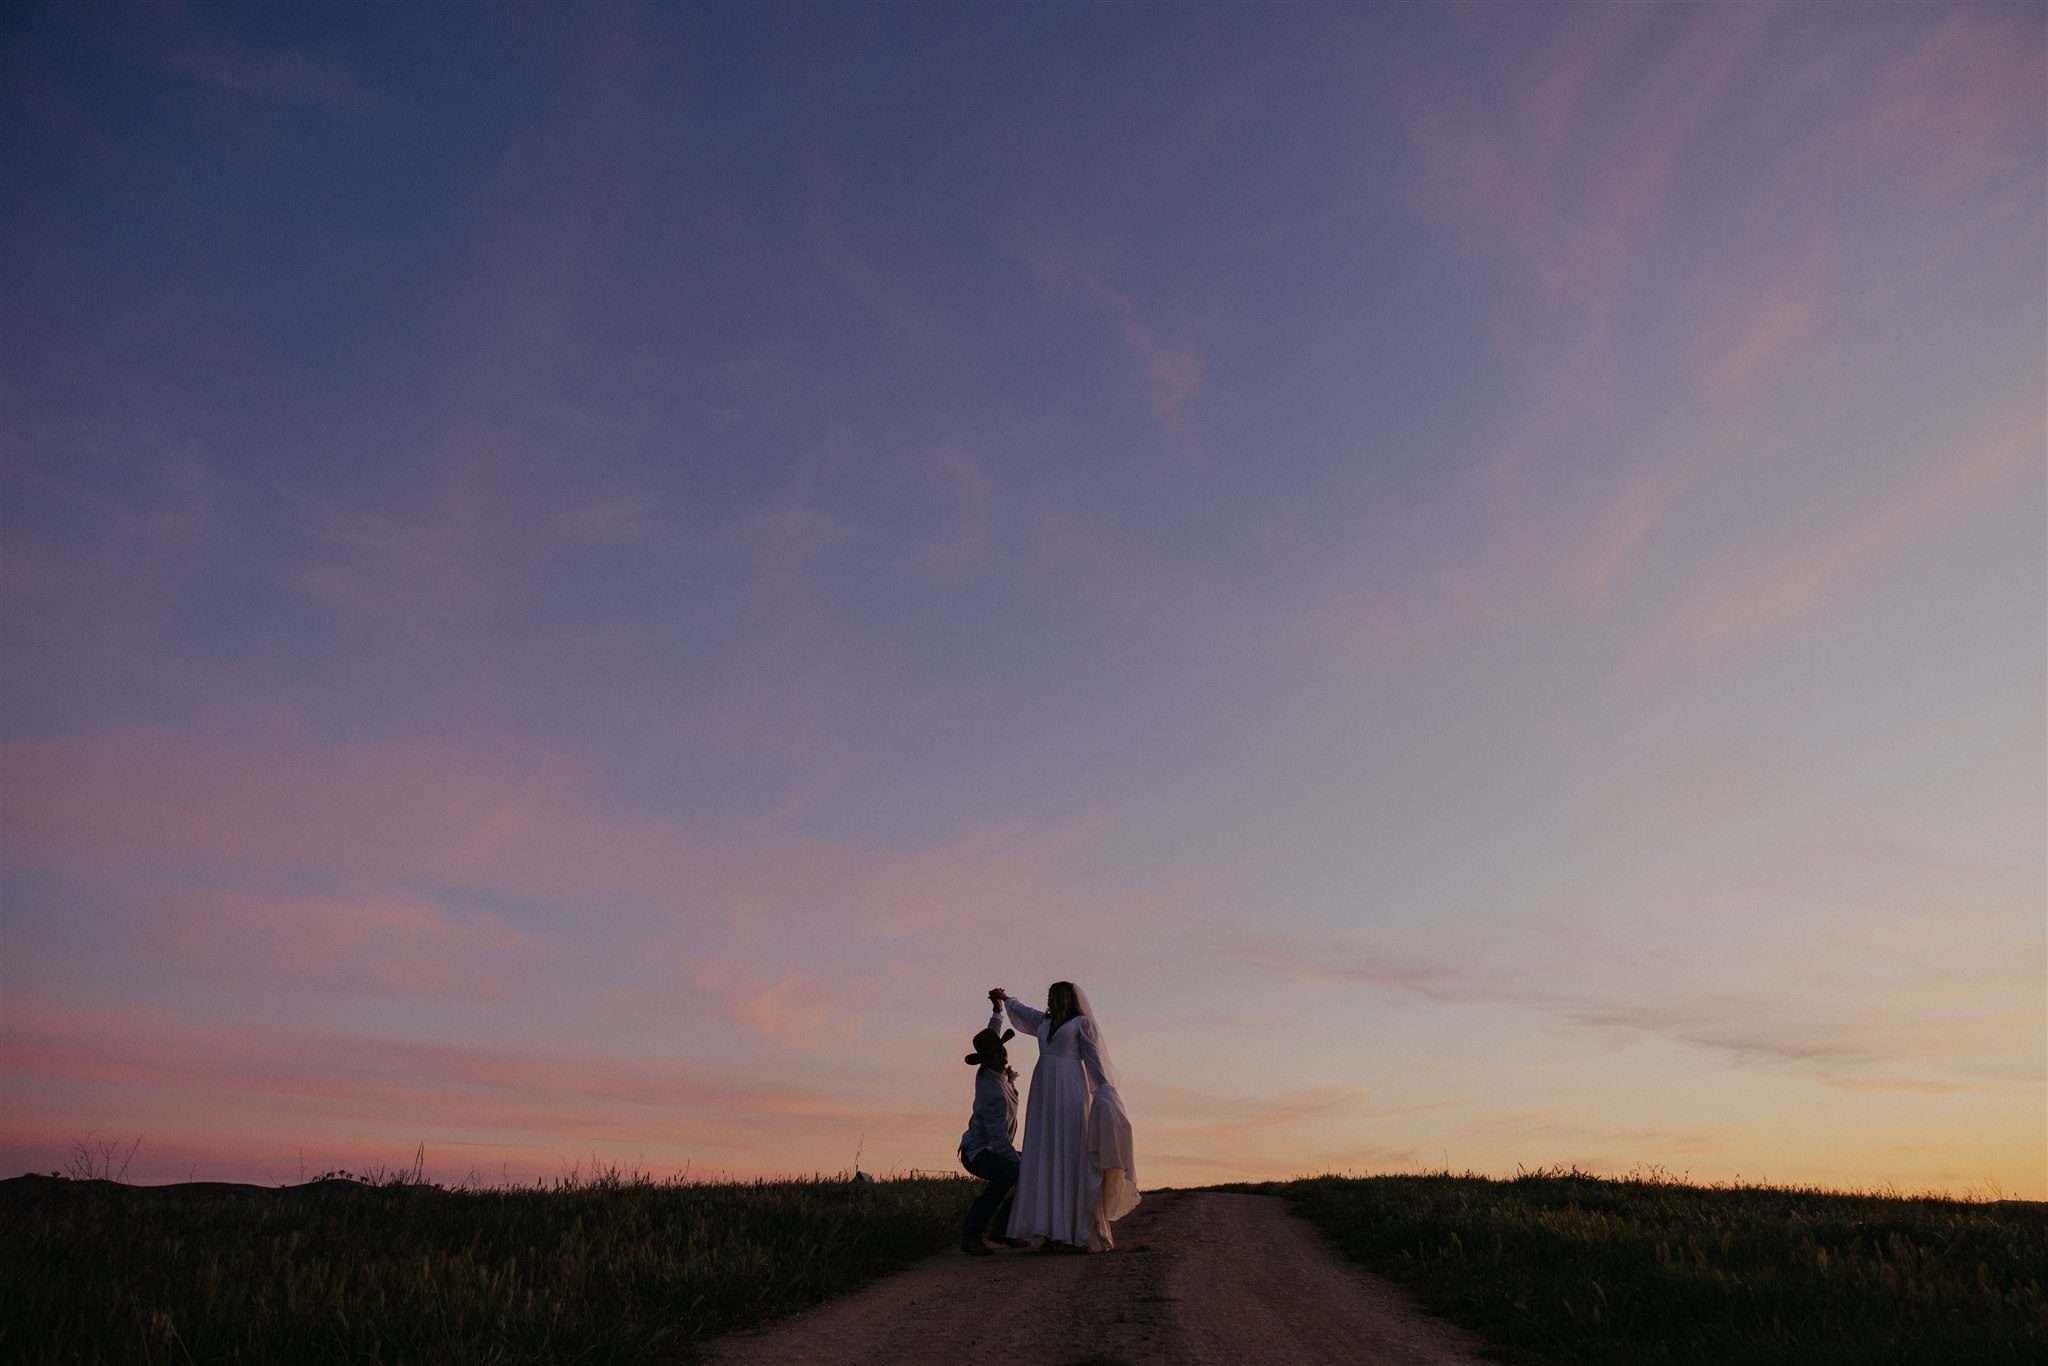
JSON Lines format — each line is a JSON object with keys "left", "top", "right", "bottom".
{"left": 960, "top": 1147, "right": 1019, "bottom": 1240}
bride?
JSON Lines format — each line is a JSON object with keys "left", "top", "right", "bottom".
{"left": 990, "top": 982, "right": 1139, "bottom": 1251}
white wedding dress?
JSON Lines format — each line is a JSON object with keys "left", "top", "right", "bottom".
{"left": 1002, "top": 992, "right": 1139, "bottom": 1250}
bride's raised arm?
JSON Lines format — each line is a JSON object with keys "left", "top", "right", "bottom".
{"left": 1000, "top": 992, "right": 1047, "bottom": 1033}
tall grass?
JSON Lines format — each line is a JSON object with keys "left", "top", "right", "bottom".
{"left": 1233, "top": 1168, "right": 2046, "bottom": 1364}
{"left": 1, "top": 1168, "right": 974, "bottom": 1364}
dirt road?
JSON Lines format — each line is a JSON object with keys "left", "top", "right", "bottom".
{"left": 705, "top": 1190, "right": 1490, "bottom": 1365}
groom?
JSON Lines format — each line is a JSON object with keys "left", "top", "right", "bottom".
{"left": 958, "top": 993, "right": 1030, "bottom": 1255}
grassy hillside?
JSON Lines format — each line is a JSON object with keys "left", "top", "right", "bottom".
{"left": 0, "top": 1169, "right": 971, "bottom": 1365}
{"left": 1232, "top": 1169, "right": 2045, "bottom": 1364}
{"left": 11, "top": 1162, "right": 2038, "bottom": 1363}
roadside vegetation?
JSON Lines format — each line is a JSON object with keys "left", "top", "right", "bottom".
{"left": 1233, "top": 1168, "right": 2046, "bottom": 1364}
{"left": 1, "top": 1166, "right": 972, "bottom": 1364}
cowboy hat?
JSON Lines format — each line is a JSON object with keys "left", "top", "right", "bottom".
{"left": 964, "top": 1024, "right": 1015, "bottom": 1066}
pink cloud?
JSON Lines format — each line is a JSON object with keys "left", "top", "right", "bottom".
{"left": 631, "top": 616, "right": 873, "bottom": 774}
{"left": 1085, "top": 276, "right": 1205, "bottom": 431}
{"left": 1024, "top": 496, "right": 1258, "bottom": 648}
{"left": 1360, "top": 9, "right": 1788, "bottom": 620}
{"left": 1024, "top": 249, "right": 1206, "bottom": 452}
{"left": 4, "top": 909, "right": 2025, "bottom": 1186}
{"left": 2, "top": 723, "right": 599, "bottom": 893}
{"left": 286, "top": 447, "right": 511, "bottom": 630}
{"left": 163, "top": 26, "right": 385, "bottom": 115}
{"left": 1849, "top": 8, "right": 2046, "bottom": 195}
{"left": 1648, "top": 418, "right": 2043, "bottom": 661}
{"left": 799, "top": 167, "right": 961, "bottom": 352}
{"left": 1368, "top": 2, "right": 2042, "bottom": 633}
{"left": 1573, "top": 468, "right": 1682, "bottom": 603}
{"left": 0, "top": 1001, "right": 942, "bottom": 1168}
{"left": 1148, "top": 1084, "right": 1376, "bottom": 1140}
{"left": 0, "top": 450, "right": 239, "bottom": 715}
{"left": 682, "top": 960, "right": 900, "bottom": 1044}
{"left": 170, "top": 893, "right": 544, "bottom": 999}
{"left": 284, "top": 434, "right": 717, "bottom": 644}
{"left": 0, "top": 716, "right": 1090, "bottom": 946}
{"left": 1705, "top": 251, "right": 1829, "bottom": 393}
{"left": 1400, "top": 3, "right": 1771, "bottom": 312}
{"left": 908, "top": 442, "right": 993, "bottom": 572}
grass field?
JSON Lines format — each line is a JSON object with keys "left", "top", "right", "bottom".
{"left": 0, "top": 1168, "right": 973, "bottom": 1365}
{"left": 1232, "top": 1168, "right": 2046, "bottom": 1364}
{"left": 10, "top": 1164, "right": 2041, "bottom": 1364}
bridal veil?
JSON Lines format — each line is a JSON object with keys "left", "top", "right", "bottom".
{"left": 1073, "top": 984, "right": 1140, "bottom": 1244}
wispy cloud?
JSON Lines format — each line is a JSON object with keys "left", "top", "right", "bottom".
{"left": 800, "top": 167, "right": 961, "bottom": 352}
{"left": 0, "top": 1001, "right": 855, "bottom": 1123}
{"left": 1648, "top": 419, "right": 2043, "bottom": 661}
{"left": 1573, "top": 467, "right": 1683, "bottom": 602}
{"left": 163, "top": 29, "right": 385, "bottom": 115}
{"left": 0, "top": 717, "right": 1091, "bottom": 946}
{"left": 1190, "top": 919, "right": 2042, "bottom": 1094}
{"left": 1704, "top": 251, "right": 1829, "bottom": 394}
{"left": 1023, "top": 248, "right": 1206, "bottom": 455}
{"left": 290, "top": 475, "right": 505, "bottom": 629}
{"left": 0, "top": 1000, "right": 942, "bottom": 1179}
{"left": 1372, "top": 0, "right": 2040, "bottom": 619}
{"left": 170, "top": 893, "right": 544, "bottom": 1000}
{"left": 1142, "top": 1082, "right": 1452, "bottom": 1143}
{"left": 1399, "top": 2, "right": 1771, "bottom": 313}
{"left": 908, "top": 442, "right": 994, "bottom": 573}
{"left": 672, "top": 958, "right": 907, "bottom": 1045}
{"left": 0, "top": 447, "right": 240, "bottom": 716}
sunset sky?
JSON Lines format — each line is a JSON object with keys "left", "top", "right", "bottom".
{"left": 3, "top": 2, "right": 2042, "bottom": 1197}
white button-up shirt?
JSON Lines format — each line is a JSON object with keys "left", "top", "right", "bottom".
{"left": 959, "top": 1010, "right": 1020, "bottom": 1161}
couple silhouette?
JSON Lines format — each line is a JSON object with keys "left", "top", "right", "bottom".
{"left": 957, "top": 982, "right": 1138, "bottom": 1254}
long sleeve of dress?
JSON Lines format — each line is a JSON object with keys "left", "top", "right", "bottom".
{"left": 1003, "top": 997, "right": 1047, "bottom": 1033}
{"left": 1076, "top": 1016, "right": 1113, "bottom": 1090}
{"left": 1076, "top": 1015, "right": 1138, "bottom": 1244}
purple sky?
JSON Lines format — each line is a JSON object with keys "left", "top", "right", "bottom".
{"left": 3, "top": 1, "right": 2043, "bottom": 1195}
